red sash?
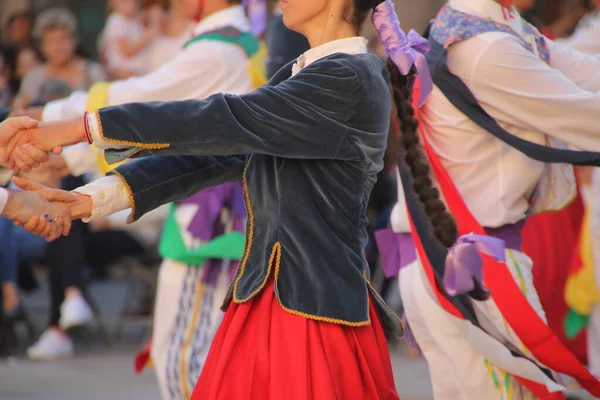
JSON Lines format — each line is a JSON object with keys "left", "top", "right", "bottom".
{"left": 407, "top": 79, "right": 600, "bottom": 398}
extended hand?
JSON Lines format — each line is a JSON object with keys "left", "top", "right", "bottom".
{"left": 2, "top": 118, "right": 86, "bottom": 173}
{"left": 2, "top": 179, "right": 78, "bottom": 241}
{"left": 12, "top": 176, "right": 94, "bottom": 221}
{"left": 0, "top": 116, "right": 38, "bottom": 148}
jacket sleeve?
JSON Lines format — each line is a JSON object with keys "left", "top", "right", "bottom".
{"left": 112, "top": 154, "right": 245, "bottom": 221}
{"left": 92, "top": 57, "right": 362, "bottom": 162}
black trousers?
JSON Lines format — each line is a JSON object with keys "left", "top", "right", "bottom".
{"left": 46, "top": 176, "right": 145, "bottom": 327}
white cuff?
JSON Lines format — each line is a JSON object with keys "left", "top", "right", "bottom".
{"left": 62, "top": 143, "right": 99, "bottom": 177}
{"left": 73, "top": 175, "right": 132, "bottom": 222}
{"left": 88, "top": 113, "right": 129, "bottom": 150}
{"left": 0, "top": 188, "right": 8, "bottom": 215}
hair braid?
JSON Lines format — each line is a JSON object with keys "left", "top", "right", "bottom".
{"left": 386, "top": 59, "right": 458, "bottom": 247}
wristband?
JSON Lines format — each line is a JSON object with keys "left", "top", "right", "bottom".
{"left": 83, "top": 112, "right": 93, "bottom": 144}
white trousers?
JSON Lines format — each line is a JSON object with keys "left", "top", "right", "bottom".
{"left": 151, "top": 259, "right": 232, "bottom": 400}
{"left": 400, "top": 250, "right": 563, "bottom": 400}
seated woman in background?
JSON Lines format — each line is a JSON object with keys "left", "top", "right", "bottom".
{"left": 14, "top": 8, "right": 106, "bottom": 110}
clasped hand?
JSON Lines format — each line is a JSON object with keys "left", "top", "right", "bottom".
{"left": 0, "top": 117, "right": 91, "bottom": 240}
{"left": 0, "top": 116, "right": 85, "bottom": 173}
{"left": 7, "top": 177, "right": 93, "bottom": 241}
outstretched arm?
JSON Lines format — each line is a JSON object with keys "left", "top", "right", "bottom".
{"left": 3, "top": 57, "right": 366, "bottom": 169}
{"left": 17, "top": 153, "right": 245, "bottom": 224}
{"left": 91, "top": 58, "right": 361, "bottom": 160}
{"left": 79, "top": 153, "right": 245, "bottom": 222}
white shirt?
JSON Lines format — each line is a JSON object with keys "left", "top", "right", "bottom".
{"left": 44, "top": 6, "right": 253, "bottom": 176}
{"left": 147, "top": 25, "right": 193, "bottom": 72}
{"left": 80, "top": 36, "right": 369, "bottom": 221}
{"left": 0, "top": 188, "right": 7, "bottom": 215}
{"left": 417, "top": 0, "right": 600, "bottom": 228}
{"left": 557, "top": 12, "right": 600, "bottom": 55}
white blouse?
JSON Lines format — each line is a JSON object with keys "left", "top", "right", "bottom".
{"left": 418, "top": 0, "right": 600, "bottom": 228}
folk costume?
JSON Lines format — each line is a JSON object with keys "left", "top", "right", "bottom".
{"left": 380, "top": 0, "right": 600, "bottom": 398}
{"left": 72, "top": 17, "right": 405, "bottom": 398}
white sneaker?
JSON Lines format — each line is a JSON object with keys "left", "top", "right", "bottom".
{"left": 58, "top": 294, "right": 94, "bottom": 330}
{"left": 27, "top": 329, "right": 74, "bottom": 361}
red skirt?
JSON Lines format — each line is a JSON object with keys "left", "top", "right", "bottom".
{"left": 191, "top": 279, "right": 400, "bottom": 400}
{"left": 523, "top": 193, "right": 588, "bottom": 364}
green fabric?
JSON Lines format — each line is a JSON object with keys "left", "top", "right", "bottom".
{"left": 183, "top": 28, "right": 259, "bottom": 57}
{"left": 564, "top": 309, "right": 589, "bottom": 339}
{"left": 159, "top": 204, "right": 246, "bottom": 266}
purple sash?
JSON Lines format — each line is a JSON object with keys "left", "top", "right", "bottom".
{"left": 375, "top": 221, "right": 523, "bottom": 278}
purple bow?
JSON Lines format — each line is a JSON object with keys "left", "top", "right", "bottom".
{"left": 443, "top": 233, "right": 505, "bottom": 296}
{"left": 371, "top": 0, "right": 433, "bottom": 107}
{"left": 242, "top": 0, "right": 267, "bottom": 37}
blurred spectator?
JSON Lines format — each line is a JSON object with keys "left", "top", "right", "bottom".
{"left": 1, "top": 11, "right": 36, "bottom": 99}
{"left": 0, "top": 54, "right": 11, "bottom": 107}
{"left": 147, "top": 3, "right": 193, "bottom": 72}
{"left": 0, "top": 167, "right": 47, "bottom": 322}
{"left": 14, "top": 8, "right": 106, "bottom": 110}
{"left": 521, "top": 0, "right": 589, "bottom": 39}
{"left": 15, "top": 46, "right": 41, "bottom": 82}
{"left": 557, "top": 0, "right": 600, "bottom": 53}
{"left": 99, "top": 0, "right": 160, "bottom": 79}
{"left": 3, "top": 11, "right": 34, "bottom": 48}
{"left": 11, "top": 46, "right": 42, "bottom": 98}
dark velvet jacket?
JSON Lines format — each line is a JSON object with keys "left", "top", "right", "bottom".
{"left": 98, "top": 53, "right": 402, "bottom": 333}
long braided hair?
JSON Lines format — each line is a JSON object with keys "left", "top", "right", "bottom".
{"left": 354, "top": 0, "right": 458, "bottom": 247}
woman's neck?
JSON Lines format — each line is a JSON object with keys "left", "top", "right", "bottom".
{"left": 304, "top": 20, "right": 357, "bottom": 48}
{"left": 299, "top": 3, "right": 359, "bottom": 48}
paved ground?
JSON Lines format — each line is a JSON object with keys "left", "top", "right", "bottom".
{"left": 0, "top": 278, "right": 434, "bottom": 400}
{"left": 0, "top": 344, "right": 433, "bottom": 400}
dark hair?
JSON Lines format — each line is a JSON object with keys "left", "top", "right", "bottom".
{"left": 354, "top": 0, "right": 458, "bottom": 247}
{"left": 6, "top": 10, "right": 34, "bottom": 30}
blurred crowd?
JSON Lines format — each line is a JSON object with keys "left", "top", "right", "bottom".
{"left": 0, "top": 0, "right": 598, "bottom": 365}
{"left": 0, "top": 0, "right": 195, "bottom": 360}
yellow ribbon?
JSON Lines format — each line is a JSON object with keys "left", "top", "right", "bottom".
{"left": 565, "top": 204, "right": 600, "bottom": 316}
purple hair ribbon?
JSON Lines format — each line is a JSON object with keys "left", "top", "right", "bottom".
{"left": 242, "top": 0, "right": 267, "bottom": 37}
{"left": 371, "top": 0, "right": 433, "bottom": 107}
{"left": 443, "top": 233, "right": 505, "bottom": 296}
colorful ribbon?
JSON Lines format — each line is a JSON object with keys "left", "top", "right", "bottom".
{"left": 443, "top": 233, "right": 505, "bottom": 296}
{"left": 371, "top": 0, "right": 433, "bottom": 107}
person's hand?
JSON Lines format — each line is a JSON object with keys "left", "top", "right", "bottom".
{"left": 2, "top": 118, "right": 86, "bottom": 173}
{"left": 12, "top": 176, "right": 93, "bottom": 221}
{"left": 0, "top": 116, "right": 38, "bottom": 148}
{"left": 2, "top": 180, "right": 77, "bottom": 241}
